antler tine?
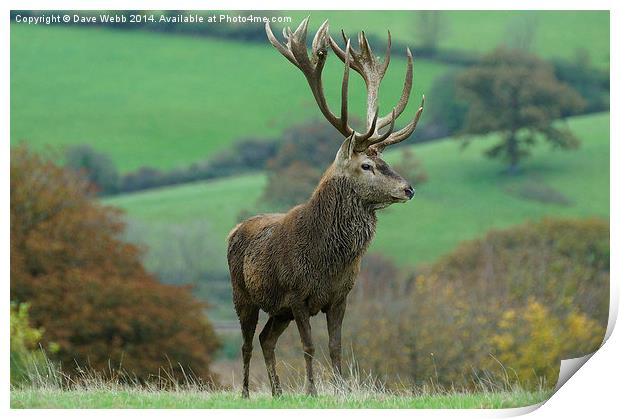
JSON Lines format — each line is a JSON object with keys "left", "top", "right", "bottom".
{"left": 353, "top": 108, "right": 379, "bottom": 147}
{"left": 381, "top": 31, "right": 392, "bottom": 76}
{"left": 330, "top": 32, "right": 364, "bottom": 75}
{"left": 341, "top": 40, "right": 352, "bottom": 131}
{"left": 358, "top": 31, "right": 374, "bottom": 62}
{"left": 288, "top": 18, "right": 314, "bottom": 73}
{"left": 372, "top": 96, "right": 425, "bottom": 153}
{"left": 358, "top": 31, "right": 376, "bottom": 67}
{"left": 330, "top": 31, "right": 392, "bottom": 133}
{"left": 266, "top": 20, "right": 297, "bottom": 67}
{"left": 374, "top": 108, "right": 396, "bottom": 144}
{"left": 354, "top": 108, "right": 396, "bottom": 151}
{"left": 377, "top": 47, "right": 413, "bottom": 130}
{"left": 312, "top": 19, "right": 330, "bottom": 60}
{"left": 265, "top": 18, "right": 354, "bottom": 138}
{"left": 268, "top": 19, "right": 425, "bottom": 152}
{"left": 329, "top": 30, "right": 350, "bottom": 61}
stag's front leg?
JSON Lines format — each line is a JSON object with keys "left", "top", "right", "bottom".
{"left": 326, "top": 299, "right": 346, "bottom": 377}
{"left": 292, "top": 305, "right": 317, "bottom": 396}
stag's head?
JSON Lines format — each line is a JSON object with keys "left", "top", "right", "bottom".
{"left": 266, "top": 18, "right": 424, "bottom": 209}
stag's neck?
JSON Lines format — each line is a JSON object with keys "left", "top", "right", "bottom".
{"left": 296, "top": 173, "right": 377, "bottom": 264}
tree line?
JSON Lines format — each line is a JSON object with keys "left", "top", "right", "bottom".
{"left": 63, "top": 45, "right": 607, "bottom": 196}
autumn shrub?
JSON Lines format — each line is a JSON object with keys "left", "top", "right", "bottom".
{"left": 283, "top": 218, "right": 609, "bottom": 390}
{"left": 417, "top": 218, "right": 607, "bottom": 388}
{"left": 11, "top": 146, "right": 220, "bottom": 383}
{"left": 10, "top": 302, "right": 57, "bottom": 385}
{"left": 487, "top": 298, "right": 604, "bottom": 386}
{"left": 428, "top": 218, "right": 609, "bottom": 325}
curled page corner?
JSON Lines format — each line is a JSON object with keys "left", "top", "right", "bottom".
{"left": 548, "top": 298, "right": 617, "bottom": 398}
{"left": 554, "top": 353, "right": 595, "bottom": 392}
{"left": 496, "top": 402, "right": 546, "bottom": 417}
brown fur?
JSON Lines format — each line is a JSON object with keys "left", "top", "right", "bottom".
{"left": 228, "top": 148, "right": 412, "bottom": 397}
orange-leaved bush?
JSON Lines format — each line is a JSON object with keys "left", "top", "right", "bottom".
{"left": 10, "top": 146, "right": 219, "bottom": 382}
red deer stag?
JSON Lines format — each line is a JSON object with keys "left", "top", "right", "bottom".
{"left": 227, "top": 18, "right": 424, "bottom": 398}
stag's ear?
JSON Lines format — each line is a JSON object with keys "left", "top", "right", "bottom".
{"left": 336, "top": 134, "right": 356, "bottom": 162}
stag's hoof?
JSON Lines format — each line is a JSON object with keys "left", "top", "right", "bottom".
{"left": 241, "top": 389, "right": 250, "bottom": 399}
{"left": 306, "top": 385, "right": 318, "bottom": 397}
{"left": 272, "top": 386, "right": 283, "bottom": 398}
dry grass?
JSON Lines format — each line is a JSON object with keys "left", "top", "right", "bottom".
{"left": 11, "top": 351, "right": 551, "bottom": 409}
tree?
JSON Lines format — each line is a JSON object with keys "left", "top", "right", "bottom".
{"left": 260, "top": 121, "right": 341, "bottom": 208}
{"left": 425, "top": 71, "right": 469, "bottom": 135}
{"left": 11, "top": 146, "right": 219, "bottom": 382}
{"left": 456, "top": 48, "right": 585, "bottom": 173}
{"left": 64, "top": 144, "right": 120, "bottom": 195}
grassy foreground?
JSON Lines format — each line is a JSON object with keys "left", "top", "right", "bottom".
{"left": 11, "top": 388, "right": 550, "bottom": 409}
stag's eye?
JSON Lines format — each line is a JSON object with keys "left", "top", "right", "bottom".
{"left": 361, "top": 163, "right": 373, "bottom": 171}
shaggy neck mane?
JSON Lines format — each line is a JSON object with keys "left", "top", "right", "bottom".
{"left": 293, "top": 173, "right": 377, "bottom": 271}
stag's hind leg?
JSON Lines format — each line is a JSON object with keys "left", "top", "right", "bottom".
{"left": 236, "top": 304, "right": 259, "bottom": 398}
{"left": 259, "top": 314, "right": 291, "bottom": 397}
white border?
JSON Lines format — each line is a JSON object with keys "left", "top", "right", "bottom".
{"left": 3, "top": 1, "right": 616, "bottom": 418}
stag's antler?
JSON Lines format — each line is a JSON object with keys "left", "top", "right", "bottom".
{"left": 265, "top": 18, "right": 424, "bottom": 154}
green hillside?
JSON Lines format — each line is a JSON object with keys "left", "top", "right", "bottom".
{"left": 105, "top": 112, "right": 609, "bottom": 276}
{"left": 285, "top": 11, "right": 609, "bottom": 68}
{"left": 10, "top": 24, "right": 441, "bottom": 172}
{"left": 11, "top": 11, "right": 609, "bottom": 172}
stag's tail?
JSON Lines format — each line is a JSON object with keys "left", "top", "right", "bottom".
{"left": 227, "top": 222, "right": 243, "bottom": 243}
{"left": 227, "top": 221, "right": 251, "bottom": 312}
{"left": 227, "top": 223, "right": 245, "bottom": 283}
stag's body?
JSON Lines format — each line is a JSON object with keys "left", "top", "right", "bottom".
{"left": 229, "top": 175, "right": 375, "bottom": 318}
{"left": 228, "top": 174, "right": 376, "bottom": 397}
{"left": 228, "top": 18, "right": 424, "bottom": 398}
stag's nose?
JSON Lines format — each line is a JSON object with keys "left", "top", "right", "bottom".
{"left": 404, "top": 185, "right": 415, "bottom": 200}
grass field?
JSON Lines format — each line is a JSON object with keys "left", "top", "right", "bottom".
{"left": 105, "top": 112, "right": 610, "bottom": 276}
{"left": 11, "top": 11, "right": 609, "bottom": 172}
{"left": 10, "top": 24, "right": 441, "bottom": 172}
{"left": 10, "top": 388, "right": 550, "bottom": 409}
{"left": 284, "top": 11, "right": 609, "bottom": 68}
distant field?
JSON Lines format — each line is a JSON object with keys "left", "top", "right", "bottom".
{"left": 10, "top": 24, "right": 442, "bottom": 172}
{"left": 285, "top": 11, "right": 609, "bottom": 68}
{"left": 105, "top": 112, "right": 609, "bottom": 275}
{"left": 10, "top": 388, "right": 549, "bottom": 409}
{"left": 11, "top": 11, "right": 609, "bottom": 172}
